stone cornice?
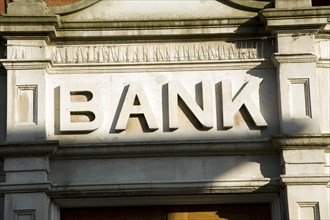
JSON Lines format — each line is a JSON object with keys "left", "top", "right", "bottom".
{"left": 0, "top": 15, "right": 264, "bottom": 38}
{"left": 0, "top": 141, "right": 58, "bottom": 158}
{"left": 0, "top": 15, "right": 264, "bottom": 40}
{"left": 48, "top": 60, "right": 274, "bottom": 74}
{"left": 49, "top": 178, "right": 279, "bottom": 198}
{"left": 271, "top": 53, "right": 318, "bottom": 65}
{"left": 259, "top": 7, "right": 330, "bottom": 33}
{"left": 0, "top": 182, "right": 51, "bottom": 194}
{"left": 0, "top": 15, "right": 59, "bottom": 36}
{"left": 54, "top": 18, "right": 264, "bottom": 38}
{"left": 1, "top": 136, "right": 328, "bottom": 159}
{"left": 53, "top": 139, "right": 276, "bottom": 160}
{"left": 0, "top": 15, "right": 58, "bottom": 23}
{"left": 272, "top": 135, "right": 330, "bottom": 150}
{"left": 281, "top": 175, "right": 330, "bottom": 185}
{"left": 0, "top": 60, "right": 51, "bottom": 70}
{"left": 52, "top": 193, "right": 280, "bottom": 208}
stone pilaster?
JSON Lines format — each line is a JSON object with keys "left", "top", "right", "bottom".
{"left": 1, "top": 37, "right": 51, "bottom": 142}
{"left": 273, "top": 136, "right": 330, "bottom": 220}
{"left": 260, "top": 7, "right": 329, "bottom": 135}
{"left": 261, "top": 5, "right": 330, "bottom": 220}
{"left": 0, "top": 142, "right": 58, "bottom": 220}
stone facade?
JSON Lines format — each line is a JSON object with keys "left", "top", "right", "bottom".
{"left": 0, "top": 0, "right": 329, "bottom": 219}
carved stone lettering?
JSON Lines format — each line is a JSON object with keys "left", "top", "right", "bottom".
{"left": 60, "top": 84, "right": 103, "bottom": 132}
{"left": 58, "top": 79, "right": 267, "bottom": 133}
{"left": 115, "top": 82, "right": 159, "bottom": 131}
{"left": 168, "top": 81, "right": 213, "bottom": 130}
{"left": 222, "top": 79, "right": 267, "bottom": 128}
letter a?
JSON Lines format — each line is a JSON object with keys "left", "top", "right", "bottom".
{"left": 115, "top": 82, "right": 159, "bottom": 131}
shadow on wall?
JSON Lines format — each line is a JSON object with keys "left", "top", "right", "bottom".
{"left": 0, "top": 68, "right": 6, "bottom": 144}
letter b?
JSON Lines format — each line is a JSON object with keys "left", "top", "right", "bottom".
{"left": 59, "top": 84, "right": 103, "bottom": 132}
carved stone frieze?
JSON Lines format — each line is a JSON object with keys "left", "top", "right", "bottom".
{"left": 51, "top": 40, "right": 274, "bottom": 65}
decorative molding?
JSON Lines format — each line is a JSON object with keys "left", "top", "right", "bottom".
{"left": 317, "top": 59, "right": 330, "bottom": 68}
{"left": 49, "top": 178, "right": 278, "bottom": 197}
{"left": 9, "top": 45, "right": 27, "bottom": 60}
{"left": 48, "top": 60, "right": 274, "bottom": 74}
{"left": 53, "top": 193, "right": 280, "bottom": 208}
{"left": 281, "top": 175, "right": 330, "bottom": 185}
{"left": 0, "top": 182, "right": 52, "bottom": 194}
{"left": 0, "top": 141, "right": 58, "bottom": 158}
{"left": 272, "top": 53, "right": 318, "bottom": 65}
{"left": 53, "top": 139, "right": 276, "bottom": 159}
{"left": 0, "top": 139, "right": 278, "bottom": 159}
{"left": 272, "top": 135, "right": 330, "bottom": 150}
{"left": 259, "top": 7, "right": 330, "bottom": 33}
{"left": 0, "top": 60, "right": 51, "bottom": 70}
{"left": 51, "top": 40, "right": 273, "bottom": 65}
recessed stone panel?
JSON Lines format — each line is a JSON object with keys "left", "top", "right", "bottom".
{"left": 16, "top": 85, "right": 38, "bottom": 125}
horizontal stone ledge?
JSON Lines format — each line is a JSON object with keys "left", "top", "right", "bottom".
{"left": 280, "top": 175, "right": 330, "bottom": 185}
{"left": 0, "top": 59, "right": 51, "bottom": 70}
{"left": 0, "top": 141, "right": 58, "bottom": 158}
{"left": 50, "top": 59, "right": 271, "bottom": 67}
{"left": 272, "top": 135, "right": 330, "bottom": 150}
{"left": 271, "top": 53, "right": 318, "bottom": 64}
{"left": 0, "top": 182, "right": 51, "bottom": 194}
{"left": 53, "top": 193, "right": 280, "bottom": 208}
{"left": 260, "top": 7, "right": 330, "bottom": 20}
{"left": 53, "top": 139, "right": 277, "bottom": 159}
{"left": 59, "top": 17, "right": 261, "bottom": 29}
{"left": 0, "top": 15, "right": 59, "bottom": 24}
{"left": 2, "top": 136, "right": 327, "bottom": 158}
{"left": 49, "top": 178, "right": 279, "bottom": 198}
{"left": 317, "top": 59, "right": 330, "bottom": 68}
{"left": 48, "top": 60, "right": 274, "bottom": 73}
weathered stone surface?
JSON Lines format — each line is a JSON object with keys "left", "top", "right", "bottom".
{"left": 0, "top": 0, "right": 329, "bottom": 220}
{"left": 7, "top": 0, "right": 48, "bottom": 15}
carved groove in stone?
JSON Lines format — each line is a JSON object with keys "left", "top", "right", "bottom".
{"left": 10, "top": 46, "right": 27, "bottom": 60}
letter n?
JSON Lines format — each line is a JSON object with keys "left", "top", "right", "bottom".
{"left": 168, "top": 81, "right": 213, "bottom": 130}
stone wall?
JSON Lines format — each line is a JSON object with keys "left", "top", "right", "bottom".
{"left": 0, "top": 0, "right": 329, "bottom": 220}
{"left": 1, "top": 0, "right": 330, "bottom": 14}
